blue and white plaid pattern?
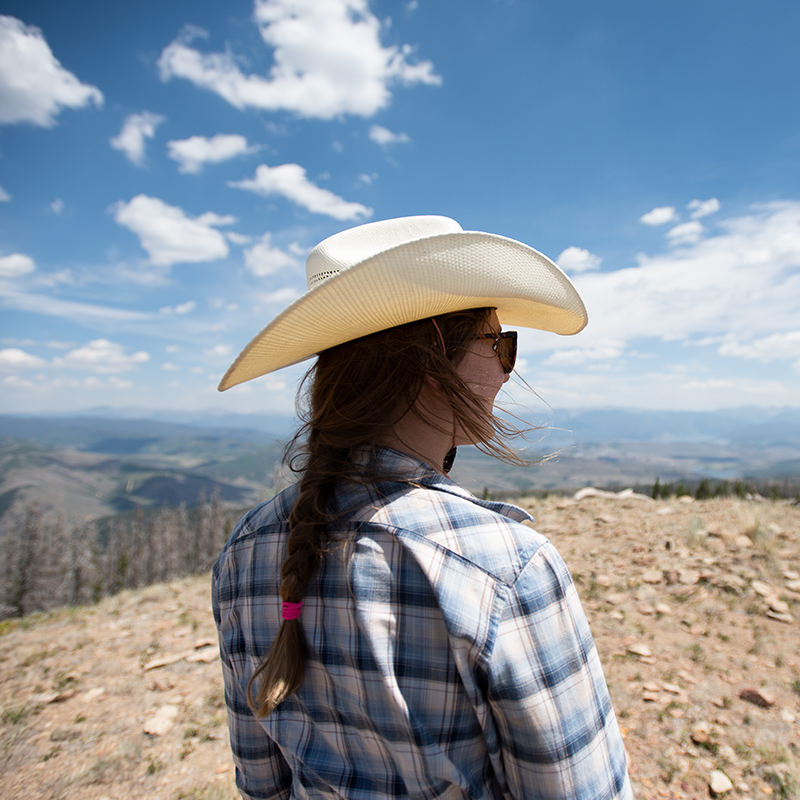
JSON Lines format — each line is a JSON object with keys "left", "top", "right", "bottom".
{"left": 213, "top": 448, "right": 632, "bottom": 800}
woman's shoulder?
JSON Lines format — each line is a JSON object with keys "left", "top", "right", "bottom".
{"left": 366, "top": 479, "right": 549, "bottom": 585}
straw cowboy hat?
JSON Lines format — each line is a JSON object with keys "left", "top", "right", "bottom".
{"left": 219, "top": 215, "right": 587, "bottom": 391}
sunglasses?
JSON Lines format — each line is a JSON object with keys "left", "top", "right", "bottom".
{"left": 474, "top": 331, "right": 517, "bottom": 374}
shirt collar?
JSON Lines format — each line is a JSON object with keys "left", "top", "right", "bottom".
{"left": 363, "top": 445, "right": 534, "bottom": 525}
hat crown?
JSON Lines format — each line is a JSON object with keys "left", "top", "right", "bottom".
{"left": 306, "top": 215, "right": 463, "bottom": 289}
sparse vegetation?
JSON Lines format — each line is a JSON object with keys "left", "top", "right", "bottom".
{"left": 1, "top": 492, "right": 798, "bottom": 799}
{"left": 0, "top": 495, "right": 237, "bottom": 619}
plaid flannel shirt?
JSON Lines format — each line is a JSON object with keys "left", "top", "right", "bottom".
{"left": 213, "top": 447, "right": 632, "bottom": 800}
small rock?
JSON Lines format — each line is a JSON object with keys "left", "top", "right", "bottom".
{"left": 627, "top": 642, "right": 652, "bottom": 658}
{"left": 751, "top": 580, "right": 773, "bottom": 597}
{"left": 144, "top": 652, "right": 186, "bottom": 671}
{"left": 709, "top": 769, "right": 733, "bottom": 795}
{"left": 642, "top": 570, "right": 662, "bottom": 584}
{"left": 186, "top": 646, "right": 218, "bottom": 664}
{"left": 690, "top": 720, "right": 711, "bottom": 744}
{"left": 766, "top": 610, "right": 793, "bottom": 624}
{"left": 739, "top": 688, "right": 776, "bottom": 708}
{"left": 768, "top": 597, "right": 791, "bottom": 614}
{"left": 655, "top": 603, "right": 672, "bottom": 615}
{"left": 718, "top": 744, "right": 738, "bottom": 764}
{"left": 785, "top": 579, "right": 800, "bottom": 592}
{"left": 144, "top": 704, "right": 179, "bottom": 736}
{"left": 734, "top": 535, "right": 754, "bottom": 549}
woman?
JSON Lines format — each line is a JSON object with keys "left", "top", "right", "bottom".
{"left": 213, "top": 216, "right": 632, "bottom": 799}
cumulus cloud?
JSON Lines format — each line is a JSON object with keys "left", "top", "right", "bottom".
{"left": 0, "top": 253, "right": 35, "bottom": 278}
{"left": 50, "top": 198, "right": 64, "bottom": 214}
{"left": 718, "top": 331, "right": 800, "bottom": 362}
{"left": 369, "top": 125, "right": 410, "bottom": 146}
{"left": 688, "top": 197, "right": 720, "bottom": 219}
{"left": 666, "top": 220, "right": 704, "bottom": 245}
{"left": 113, "top": 194, "right": 231, "bottom": 266}
{"left": 157, "top": 0, "right": 440, "bottom": 119}
{"left": 110, "top": 111, "right": 165, "bottom": 166}
{"left": 557, "top": 202, "right": 800, "bottom": 362}
{"left": 244, "top": 233, "right": 301, "bottom": 276}
{"left": 639, "top": 206, "right": 677, "bottom": 226}
{"left": 556, "top": 246, "right": 602, "bottom": 274}
{"left": 167, "top": 133, "right": 255, "bottom": 173}
{"left": 230, "top": 163, "right": 372, "bottom": 220}
{"left": 54, "top": 339, "right": 149, "bottom": 373}
{"left": 0, "top": 347, "right": 46, "bottom": 369}
{"left": 0, "top": 185, "right": 10, "bottom": 201}
{"left": 159, "top": 300, "right": 196, "bottom": 315}
{"left": 0, "top": 15, "right": 103, "bottom": 126}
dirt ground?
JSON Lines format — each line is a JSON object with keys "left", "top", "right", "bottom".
{"left": 1, "top": 494, "right": 798, "bottom": 799}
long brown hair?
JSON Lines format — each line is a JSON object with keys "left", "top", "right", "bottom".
{"left": 247, "top": 308, "right": 529, "bottom": 716}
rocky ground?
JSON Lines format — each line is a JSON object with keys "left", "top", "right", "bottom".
{"left": 1, "top": 493, "right": 798, "bottom": 799}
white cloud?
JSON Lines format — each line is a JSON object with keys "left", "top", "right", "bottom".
{"left": 113, "top": 194, "right": 230, "bottom": 266}
{"left": 110, "top": 111, "right": 165, "bottom": 166}
{"left": 54, "top": 339, "right": 149, "bottom": 373}
{"left": 688, "top": 197, "right": 720, "bottom": 219}
{"left": 0, "top": 347, "right": 46, "bottom": 369}
{"left": 0, "top": 286, "right": 150, "bottom": 324}
{"left": 718, "top": 331, "right": 800, "bottom": 362}
{"left": 196, "top": 211, "right": 237, "bottom": 226}
{"left": 666, "top": 220, "right": 704, "bottom": 245}
{"left": 640, "top": 206, "right": 677, "bottom": 226}
{"left": 157, "top": 1, "right": 440, "bottom": 119}
{"left": 542, "top": 343, "right": 623, "bottom": 366}
{"left": 369, "top": 124, "right": 410, "bottom": 146}
{"left": 205, "top": 344, "right": 231, "bottom": 358}
{"left": 230, "top": 163, "right": 372, "bottom": 220}
{"left": 358, "top": 172, "right": 378, "bottom": 185}
{"left": 226, "top": 231, "right": 253, "bottom": 246}
{"left": 0, "top": 15, "right": 103, "bottom": 126}
{"left": 556, "top": 246, "right": 602, "bottom": 274}
{"left": 159, "top": 300, "right": 196, "bottom": 315}
{"left": 167, "top": 133, "right": 255, "bottom": 173}
{"left": 558, "top": 202, "right": 800, "bottom": 359}
{"left": 244, "top": 233, "right": 301, "bottom": 276}
{"left": 0, "top": 185, "right": 10, "bottom": 201}
{"left": 0, "top": 253, "right": 35, "bottom": 278}
{"left": 50, "top": 198, "right": 64, "bottom": 214}
{"left": 258, "top": 287, "right": 302, "bottom": 305}
{"left": 3, "top": 374, "right": 35, "bottom": 389}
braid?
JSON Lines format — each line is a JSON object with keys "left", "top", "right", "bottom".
{"left": 246, "top": 440, "right": 343, "bottom": 717}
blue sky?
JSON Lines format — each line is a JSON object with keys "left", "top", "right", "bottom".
{"left": 1, "top": 0, "right": 799, "bottom": 416}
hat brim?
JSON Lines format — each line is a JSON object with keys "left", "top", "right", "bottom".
{"left": 219, "top": 231, "right": 587, "bottom": 391}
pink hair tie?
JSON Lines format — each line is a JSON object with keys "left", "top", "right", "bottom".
{"left": 281, "top": 601, "right": 303, "bottom": 620}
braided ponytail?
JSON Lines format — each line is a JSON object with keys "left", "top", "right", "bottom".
{"left": 247, "top": 308, "right": 532, "bottom": 716}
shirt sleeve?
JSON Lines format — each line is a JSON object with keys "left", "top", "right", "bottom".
{"left": 213, "top": 563, "right": 292, "bottom": 800}
{"left": 484, "top": 540, "right": 633, "bottom": 800}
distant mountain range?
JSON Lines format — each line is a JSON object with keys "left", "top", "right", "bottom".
{"left": 1, "top": 407, "right": 798, "bottom": 535}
